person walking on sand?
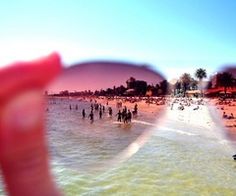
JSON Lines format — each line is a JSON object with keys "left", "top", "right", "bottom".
{"left": 82, "top": 109, "right": 86, "bottom": 118}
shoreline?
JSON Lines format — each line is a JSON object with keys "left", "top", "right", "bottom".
{"left": 47, "top": 96, "right": 236, "bottom": 144}
{"left": 47, "top": 95, "right": 168, "bottom": 117}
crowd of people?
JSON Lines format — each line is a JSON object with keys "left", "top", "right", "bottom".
{"left": 169, "top": 97, "right": 205, "bottom": 111}
{"left": 68, "top": 100, "right": 139, "bottom": 124}
{"left": 214, "top": 98, "right": 236, "bottom": 130}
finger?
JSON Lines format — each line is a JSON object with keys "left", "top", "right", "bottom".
{"left": 0, "top": 52, "right": 62, "bottom": 104}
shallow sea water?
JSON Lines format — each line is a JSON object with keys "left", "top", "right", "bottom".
{"left": 46, "top": 98, "right": 236, "bottom": 195}
{"left": 1, "top": 98, "right": 236, "bottom": 195}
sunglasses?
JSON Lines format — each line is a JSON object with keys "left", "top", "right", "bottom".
{"left": 0, "top": 53, "right": 235, "bottom": 195}
{"left": 46, "top": 56, "right": 167, "bottom": 171}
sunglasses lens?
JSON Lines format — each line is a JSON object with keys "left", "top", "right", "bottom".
{"left": 45, "top": 62, "right": 167, "bottom": 172}
{"left": 207, "top": 66, "right": 236, "bottom": 144}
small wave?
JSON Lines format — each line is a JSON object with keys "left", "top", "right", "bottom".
{"left": 159, "top": 126, "right": 197, "bottom": 136}
{"left": 113, "top": 120, "right": 156, "bottom": 126}
{"left": 132, "top": 120, "right": 156, "bottom": 126}
{"left": 218, "top": 139, "right": 229, "bottom": 145}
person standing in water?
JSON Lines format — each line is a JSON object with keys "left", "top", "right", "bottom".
{"left": 134, "top": 103, "right": 138, "bottom": 115}
{"left": 89, "top": 110, "right": 94, "bottom": 123}
{"left": 108, "top": 107, "right": 112, "bottom": 116}
{"left": 82, "top": 109, "right": 86, "bottom": 118}
{"left": 122, "top": 108, "right": 126, "bottom": 123}
{"left": 99, "top": 108, "right": 102, "bottom": 119}
{"left": 124, "top": 106, "right": 127, "bottom": 113}
{"left": 127, "top": 110, "right": 132, "bottom": 123}
{"left": 116, "top": 110, "right": 122, "bottom": 122}
{"left": 69, "top": 104, "right": 72, "bottom": 110}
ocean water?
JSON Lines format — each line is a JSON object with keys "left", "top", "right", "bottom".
{"left": 46, "top": 98, "right": 159, "bottom": 173}
{"left": 46, "top": 98, "right": 236, "bottom": 195}
{"left": 1, "top": 98, "right": 236, "bottom": 195}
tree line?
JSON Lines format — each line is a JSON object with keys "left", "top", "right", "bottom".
{"left": 173, "top": 68, "right": 207, "bottom": 96}
{"left": 173, "top": 68, "right": 236, "bottom": 97}
{"left": 49, "top": 68, "right": 236, "bottom": 97}
{"left": 208, "top": 71, "right": 236, "bottom": 95}
{"left": 53, "top": 77, "right": 169, "bottom": 97}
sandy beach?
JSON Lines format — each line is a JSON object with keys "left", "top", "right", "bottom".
{"left": 93, "top": 96, "right": 166, "bottom": 114}
{"left": 208, "top": 98, "right": 236, "bottom": 131}
{"left": 206, "top": 98, "right": 236, "bottom": 145}
{"left": 166, "top": 98, "right": 212, "bottom": 127}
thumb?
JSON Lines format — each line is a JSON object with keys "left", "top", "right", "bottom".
{"left": 0, "top": 53, "right": 62, "bottom": 196}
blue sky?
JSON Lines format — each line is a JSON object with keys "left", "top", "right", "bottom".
{"left": 0, "top": 0, "right": 235, "bottom": 80}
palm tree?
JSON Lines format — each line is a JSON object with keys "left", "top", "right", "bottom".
{"left": 180, "top": 73, "right": 192, "bottom": 97}
{"left": 174, "top": 81, "right": 181, "bottom": 95}
{"left": 160, "top": 80, "right": 169, "bottom": 95}
{"left": 195, "top": 68, "right": 207, "bottom": 96}
{"left": 218, "top": 72, "right": 234, "bottom": 95}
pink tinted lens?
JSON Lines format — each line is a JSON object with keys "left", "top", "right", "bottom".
{"left": 45, "top": 61, "right": 167, "bottom": 171}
